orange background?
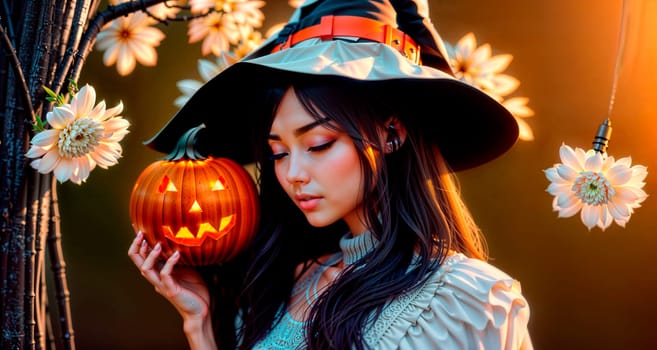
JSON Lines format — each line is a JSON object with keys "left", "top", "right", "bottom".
{"left": 60, "top": 0, "right": 657, "bottom": 348}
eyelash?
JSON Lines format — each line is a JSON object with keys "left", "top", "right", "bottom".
{"left": 308, "top": 140, "right": 335, "bottom": 152}
{"left": 269, "top": 140, "right": 336, "bottom": 161}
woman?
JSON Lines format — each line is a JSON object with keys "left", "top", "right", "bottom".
{"left": 129, "top": 1, "right": 533, "bottom": 349}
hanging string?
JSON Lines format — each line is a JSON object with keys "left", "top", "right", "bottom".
{"left": 593, "top": 0, "right": 631, "bottom": 154}
{"left": 606, "top": 0, "right": 630, "bottom": 118}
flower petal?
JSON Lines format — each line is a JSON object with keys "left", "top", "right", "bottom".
{"left": 54, "top": 157, "right": 75, "bottom": 183}
{"left": 557, "top": 164, "right": 578, "bottom": 182}
{"left": 558, "top": 201, "right": 582, "bottom": 218}
{"left": 102, "top": 101, "right": 124, "bottom": 121}
{"left": 75, "top": 157, "right": 91, "bottom": 183}
{"left": 176, "top": 79, "right": 203, "bottom": 96}
{"left": 25, "top": 145, "right": 48, "bottom": 158}
{"left": 630, "top": 165, "right": 648, "bottom": 184}
{"left": 580, "top": 204, "right": 600, "bottom": 230}
{"left": 544, "top": 167, "right": 566, "bottom": 183}
{"left": 198, "top": 59, "right": 221, "bottom": 81}
{"left": 614, "top": 186, "right": 642, "bottom": 204}
{"left": 557, "top": 191, "right": 579, "bottom": 209}
{"left": 72, "top": 85, "right": 97, "bottom": 117}
{"left": 515, "top": 117, "right": 534, "bottom": 141}
{"left": 117, "top": 45, "right": 137, "bottom": 76}
{"left": 597, "top": 206, "right": 613, "bottom": 230}
{"left": 584, "top": 152, "right": 603, "bottom": 172}
{"left": 30, "top": 129, "right": 59, "bottom": 147}
{"left": 47, "top": 106, "right": 75, "bottom": 129}
{"left": 547, "top": 183, "right": 570, "bottom": 196}
{"left": 37, "top": 149, "right": 61, "bottom": 174}
{"left": 102, "top": 43, "right": 121, "bottom": 66}
{"left": 606, "top": 164, "right": 632, "bottom": 185}
{"left": 559, "top": 144, "right": 583, "bottom": 171}
{"left": 609, "top": 196, "right": 631, "bottom": 218}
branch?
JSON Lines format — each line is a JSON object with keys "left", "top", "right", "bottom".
{"left": 51, "top": 0, "right": 92, "bottom": 103}
{"left": 0, "top": 16, "right": 35, "bottom": 123}
{"left": 27, "top": 0, "right": 56, "bottom": 120}
{"left": 0, "top": 173, "right": 28, "bottom": 349}
{"left": 23, "top": 169, "right": 39, "bottom": 350}
{"left": 47, "top": 176, "right": 75, "bottom": 350}
{"left": 33, "top": 172, "right": 51, "bottom": 350}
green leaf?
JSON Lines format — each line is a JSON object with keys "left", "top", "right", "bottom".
{"left": 42, "top": 85, "right": 65, "bottom": 106}
{"left": 32, "top": 114, "right": 47, "bottom": 132}
{"left": 67, "top": 79, "right": 79, "bottom": 95}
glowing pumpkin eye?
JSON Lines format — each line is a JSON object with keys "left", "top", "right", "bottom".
{"left": 158, "top": 176, "right": 178, "bottom": 193}
{"left": 211, "top": 176, "right": 227, "bottom": 191}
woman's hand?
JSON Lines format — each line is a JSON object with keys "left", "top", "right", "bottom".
{"left": 128, "top": 232, "right": 217, "bottom": 350}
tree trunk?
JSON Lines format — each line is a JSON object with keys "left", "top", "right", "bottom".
{"left": 0, "top": 0, "right": 166, "bottom": 348}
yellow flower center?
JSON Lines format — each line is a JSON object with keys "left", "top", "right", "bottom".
{"left": 571, "top": 171, "right": 615, "bottom": 206}
{"left": 57, "top": 118, "right": 104, "bottom": 158}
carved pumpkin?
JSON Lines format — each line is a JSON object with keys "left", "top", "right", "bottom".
{"left": 129, "top": 125, "right": 260, "bottom": 265}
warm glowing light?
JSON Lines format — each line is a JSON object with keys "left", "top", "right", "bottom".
{"left": 211, "top": 177, "right": 226, "bottom": 190}
{"left": 158, "top": 176, "right": 178, "bottom": 192}
{"left": 218, "top": 215, "right": 234, "bottom": 231}
{"left": 365, "top": 145, "right": 377, "bottom": 171}
{"left": 161, "top": 214, "right": 236, "bottom": 245}
{"left": 189, "top": 200, "right": 203, "bottom": 213}
{"left": 197, "top": 222, "right": 218, "bottom": 238}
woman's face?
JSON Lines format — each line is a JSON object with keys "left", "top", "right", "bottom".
{"left": 268, "top": 87, "right": 368, "bottom": 235}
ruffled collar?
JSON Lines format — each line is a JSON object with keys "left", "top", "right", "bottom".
{"left": 339, "top": 231, "right": 379, "bottom": 265}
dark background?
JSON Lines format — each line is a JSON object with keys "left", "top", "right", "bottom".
{"left": 56, "top": 0, "right": 657, "bottom": 349}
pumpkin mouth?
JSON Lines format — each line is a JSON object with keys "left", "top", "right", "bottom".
{"left": 162, "top": 215, "right": 236, "bottom": 247}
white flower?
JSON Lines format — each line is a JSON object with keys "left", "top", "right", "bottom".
{"left": 544, "top": 144, "right": 648, "bottom": 230}
{"left": 446, "top": 32, "right": 519, "bottom": 101}
{"left": 188, "top": 12, "right": 240, "bottom": 56}
{"left": 174, "top": 52, "right": 238, "bottom": 108}
{"left": 26, "top": 85, "right": 130, "bottom": 184}
{"left": 95, "top": 11, "right": 166, "bottom": 76}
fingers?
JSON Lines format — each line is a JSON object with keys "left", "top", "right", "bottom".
{"left": 140, "top": 242, "right": 164, "bottom": 284}
{"left": 128, "top": 232, "right": 166, "bottom": 288}
{"left": 127, "top": 231, "right": 145, "bottom": 265}
{"left": 160, "top": 251, "right": 181, "bottom": 296}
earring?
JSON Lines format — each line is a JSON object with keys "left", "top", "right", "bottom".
{"left": 384, "top": 124, "right": 402, "bottom": 154}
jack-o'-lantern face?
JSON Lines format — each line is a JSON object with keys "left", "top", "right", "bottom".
{"left": 129, "top": 156, "right": 260, "bottom": 266}
{"left": 158, "top": 174, "right": 237, "bottom": 247}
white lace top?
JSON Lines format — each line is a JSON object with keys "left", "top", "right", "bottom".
{"left": 251, "top": 232, "right": 533, "bottom": 349}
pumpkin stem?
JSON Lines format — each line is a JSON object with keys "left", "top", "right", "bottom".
{"left": 163, "top": 124, "right": 208, "bottom": 161}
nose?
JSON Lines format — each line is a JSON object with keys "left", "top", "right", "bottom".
{"left": 285, "top": 152, "right": 310, "bottom": 184}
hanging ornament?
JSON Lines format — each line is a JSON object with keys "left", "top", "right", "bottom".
{"left": 543, "top": 0, "right": 648, "bottom": 231}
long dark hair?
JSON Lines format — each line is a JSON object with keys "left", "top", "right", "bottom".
{"left": 210, "top": 76, "right": 487, "bottom": 349}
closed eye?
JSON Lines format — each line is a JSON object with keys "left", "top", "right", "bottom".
{"left": 269, "top": 152, "right": 288, "bottom": 161}
{"left": 308, "top": 140, "right": 336, "bottom": 152}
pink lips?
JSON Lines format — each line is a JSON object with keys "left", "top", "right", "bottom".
{"left": 295, "top": 194, "right": 321, "bottom": 211}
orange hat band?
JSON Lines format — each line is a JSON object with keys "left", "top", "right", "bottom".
{"left": 271, "top": 15, "right": 421, "bottom": 64}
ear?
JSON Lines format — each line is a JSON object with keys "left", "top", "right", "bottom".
{"left": 383, "top": 117, "right": 407, "bottom": 154}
